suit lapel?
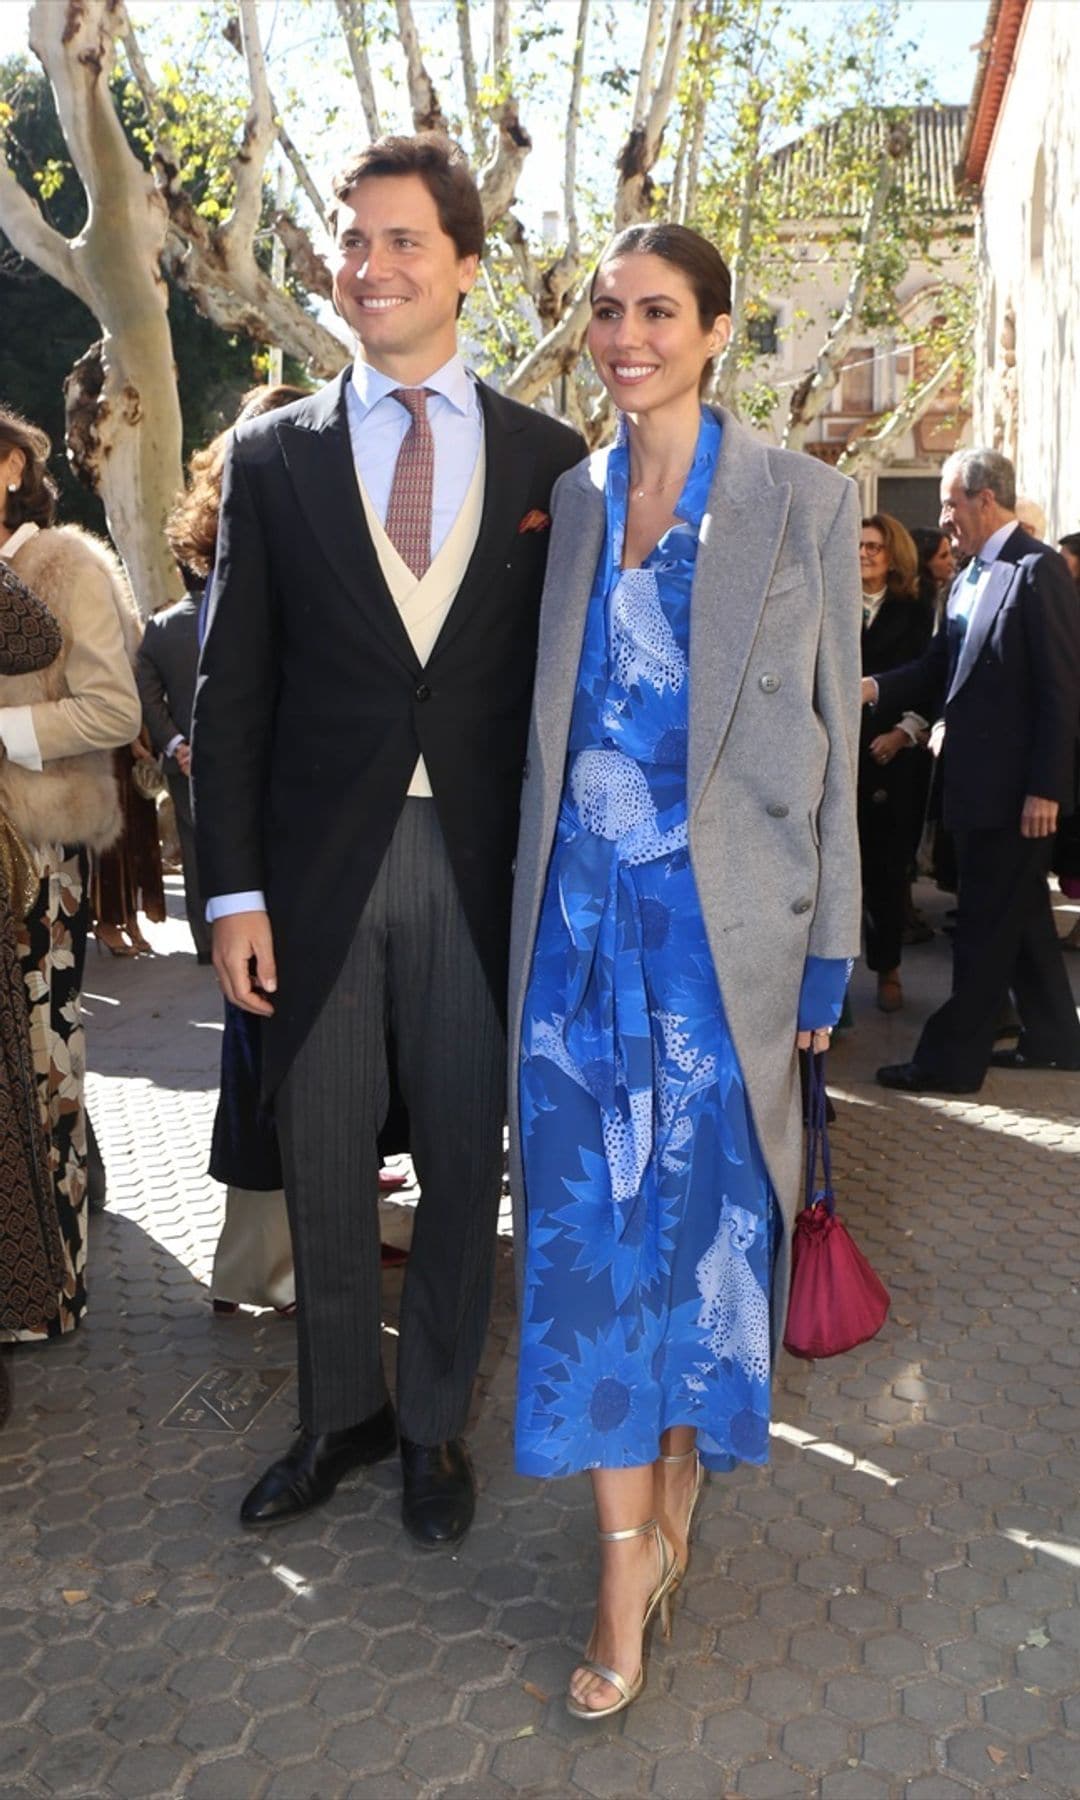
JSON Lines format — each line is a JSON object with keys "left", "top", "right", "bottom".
{"left": 532, "top": 464, "right": 606, "bottom": 779}
{"left": 947, "top": 561, "right": 1016, "bottom": 702}
{"left": 426, "top": 383, "right": 534, "bottom": 662}
{"left": 688, "top": 409, "right": 792, "bottom": 813}
{"left": 276, "top": 370, "right": 419, "bottom": 672}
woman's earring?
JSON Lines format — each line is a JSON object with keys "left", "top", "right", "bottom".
{"left": 6, "top": 483, "right": 16, "bottom": 493}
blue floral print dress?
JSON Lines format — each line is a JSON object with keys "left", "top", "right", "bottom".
{"left": 515, "top": 410, "right": 847, "bottom": 1479}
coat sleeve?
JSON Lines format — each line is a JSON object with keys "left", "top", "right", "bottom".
{"left": 29, "top": 553, "right": 142, "bottom": 761}
{"left": 191, "top": 437, "right": 277, "bottom": 899}
{"left": 875, "top": 619, "right": 949, "bottom": 722}
{"left": 135, "top": 627, "right": 180, "bottom": 757}
{"left": 807, "top": 478, "right": 862, "bottom": 963}
{"left": 1022, "top": 549, "right": 1080, "bottom": 803}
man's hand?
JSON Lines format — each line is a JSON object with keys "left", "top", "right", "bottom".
{"left": 860, "top": 676, "right": 878, "bottom": 707}
{"left": 175, "top": 741, "right": 192, "bottom": 777}
{"left": 1020, "top": 795, "right": 1059, "bottom": 839}
{"left": 868, "top": 728, "right": 909, "bottom": 766}
{"left": 212, "top": 911, "right": 277, "bottom": 1015}
{"left": 796, "top": 1026, "right": 833, "bottom": 1052}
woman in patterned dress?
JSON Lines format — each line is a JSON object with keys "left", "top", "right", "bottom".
{"left": 508, "top": 227, "right": 861, "bottom": 1717}
{"left": 0, "top": 409, "right": 142, "bottom": 1341}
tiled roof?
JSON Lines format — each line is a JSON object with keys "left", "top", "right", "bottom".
{"left": 770, "top": 105, "right": 970, "bottom": 217}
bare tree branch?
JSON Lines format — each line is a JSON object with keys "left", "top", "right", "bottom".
{"left": 783, "top": 120, "right": 910, "bottom": 449}
{"left": 334, "top": 0, "right": 381, "bottom": 141}
{"left": 615, "top": 0, "right": 691, "bottom": 227}
{"left": 0, "top": 145, "right": 82, "bottom": 296}
{"left": 535, "top": 0, "right": 589, "bottom": 328}
{"left": 219, "top": 0, "right": 278, "bottom": 257}
{"left": 837, "top": 339, "right": 968, "bottom": 476}
{"left": 503, "top": 286, "right": 592, "bottom": 405}
{"left": 395, "top": 0, "right": 449, "bottom": 134}
{"left": 632, "top": 0, "right": 666, "bottom": 129}
{"left": 712, "top": 98, "right": 764, "bottom": 405}
{"left": 455, "top": 0, "right": 486, "bottom": 159}
{"left": 272, "top": 210, "right": 332, "bottom": 298}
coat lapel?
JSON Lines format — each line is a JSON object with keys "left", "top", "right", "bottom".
{"left": 688, "top": 409, "right": 792, "bottom": 813}
{"left": 946, "top": 561, "right": 1016, "bottom": 702}
{"left": 531, "top": 461, "right": 606, "bottom": 779}
{"left": 426, "top": 383, "right": 535, "bottom": 663}
{"left": 276, "top": 370, "right": 419, "bottom": 672}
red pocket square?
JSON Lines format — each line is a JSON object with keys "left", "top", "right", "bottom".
{"left": 518, "top": 509, "right": 551, "bottom": 534}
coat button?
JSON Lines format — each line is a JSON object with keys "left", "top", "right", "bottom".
{"left": 414, "top": 683, "right": 431, "bottom": 702}
{"left": 791, "top": 897, "right": 812, "bottom": 915}
{"left": 759, "top": 672, "right": 782, "bottom": 693}
{"left": 766, "top": 803, "right": 789, "bottom": 818}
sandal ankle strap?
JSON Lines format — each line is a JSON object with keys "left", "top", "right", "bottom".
{"left": 597, "top": 1518, "right": 659, "bottom": 1543}
{"left": 658, "top": 1448, "right": 697, "bottom": 1465}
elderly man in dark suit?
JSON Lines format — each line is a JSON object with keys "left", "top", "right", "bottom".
{"left": 863, "top": 447, "right": 1080, "bottom": 1093}
{"left": 193, "top": 134, "right": 584, "bottom": 1547}
{"left": 136, "top": 592, "right": 210, "bottom": 962}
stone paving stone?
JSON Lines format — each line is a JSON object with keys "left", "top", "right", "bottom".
{"left": 2, "top": 884, "right": 1080, "bottom": 1796}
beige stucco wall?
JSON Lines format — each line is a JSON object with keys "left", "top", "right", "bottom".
{"left": 973, "top": 1, "right": 1080, "bottom": 537}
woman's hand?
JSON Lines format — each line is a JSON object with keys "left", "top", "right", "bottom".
{"left": 796, "top": 1026, "right": 833, "bottom": 1052}
{"left": 868, "top": 727, "right": 909, "bottom": 766}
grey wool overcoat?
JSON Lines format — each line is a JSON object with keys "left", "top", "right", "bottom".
{"left": 506, "top": 405, "right": 863, "bottom": 1345}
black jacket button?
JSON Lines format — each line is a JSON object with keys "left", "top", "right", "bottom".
{"left": 414, "top": 683, "right": 431, "bottom": 702}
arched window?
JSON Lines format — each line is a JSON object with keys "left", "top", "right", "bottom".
{"left": 1030, "top": 146, "right": 1046, "bottom": 271}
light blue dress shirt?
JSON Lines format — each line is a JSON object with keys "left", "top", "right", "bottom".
{"left": 206, "top": 354, "right": 485, "bottom": 922}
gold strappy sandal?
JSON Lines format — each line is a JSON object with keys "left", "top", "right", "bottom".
{"left": 658, "top": 1445, "right": 705, "bottom": 1589}
{"left": 566, "top": 1518, "right": 678, "bottom": 1722}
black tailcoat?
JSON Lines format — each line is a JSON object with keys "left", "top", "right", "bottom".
{"left": 193, "top": 370, "right": 584, "bottom": 1093}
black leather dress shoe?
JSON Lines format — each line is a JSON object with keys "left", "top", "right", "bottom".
{"left": 400, "top": 1437, "right": 475, "bottom": 1550}
{"left": 876, "top": 1061, "right": 982, "bottom": 1095}
{"left": 240, "top": 1402, "right": 397, "bottom": 1528}
{"left": 989, "top": 1048, "right": 1080, "bottom": 1072}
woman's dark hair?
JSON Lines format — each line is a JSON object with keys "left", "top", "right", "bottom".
{"left": 911, "top": 526, "right": 951, "bottom": 607}
{"left": 863, "top": 512, "right": 918, "bottom": 602}
{"left": 328, "top": 132, "right": 484, "bottom": 318}
{"left": 0, "top": 406, "right": 59, "bottom": 530}
{"left": 1058, "top": 531, "right": 1080, "bottom": 560}
{"left": 166, "top": 383, "right": 309, "bottom": 578}
{"left": 591, "top": 223, "right": 732, "bottom": 392}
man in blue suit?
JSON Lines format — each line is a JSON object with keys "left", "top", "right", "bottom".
{"left": 863, "top": 447, "right": 1080, "bottom": 1093}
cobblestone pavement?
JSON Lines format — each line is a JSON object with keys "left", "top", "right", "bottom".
{"left": 2, "top": 877, "right": 1080, "bottom": 1800}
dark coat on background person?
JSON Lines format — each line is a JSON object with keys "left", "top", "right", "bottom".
{"left": 859, "top": 594, "right": 934, "bottom": 833}
{"left": 192, "top": 368, "right": 585, "bottom": 1095}
{"left": 136, "top": 594, "right": 209, "bottom": 958}
{"left": 876, "top": 527, "right": 1080, "bottom": 830}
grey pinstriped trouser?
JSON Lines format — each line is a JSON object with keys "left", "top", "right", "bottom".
{"left": 275, "top": 800, "right": 507, "bottom": 1442}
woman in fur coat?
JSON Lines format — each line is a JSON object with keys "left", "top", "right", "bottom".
{"left": 0, "top": 408, "right": 142, "bottom": 1339}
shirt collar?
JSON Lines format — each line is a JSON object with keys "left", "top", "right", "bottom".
{"left": 976, "top": 519, "right": 1019, "bottom": 566}
{"left": 0, "top": 521, "right": 40, "bottom": 562}
{"left": 349, "top": 352, "right": 475, "bottom": 420}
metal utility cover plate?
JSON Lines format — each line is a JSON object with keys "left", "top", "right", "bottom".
{"left": 161, "top": 1367, "right": 291, "bottom": 1432}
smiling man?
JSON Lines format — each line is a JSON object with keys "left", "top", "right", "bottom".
{"left": 192, "top": 135, "right": 584, "bottom": 1546}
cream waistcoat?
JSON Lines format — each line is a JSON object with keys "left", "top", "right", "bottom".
{"left": 356, "top": 441, "right": 486, "bottom": 796}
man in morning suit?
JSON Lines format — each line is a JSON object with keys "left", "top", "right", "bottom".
{"left": 863, "top": 447, "right": 1080, "bottom": 1093}
{"left": 192, "top": 134, "right": 585, "bottom": 1545}
{"left": 136, "top": 592, "right": 211, "bottom": 962}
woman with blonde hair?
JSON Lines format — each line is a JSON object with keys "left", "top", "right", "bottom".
{"left": 0, "top": 406, "right": 142, "bottom": 1339}
{"left": 858, "top": 511, "right": 934, "bottom": 1011}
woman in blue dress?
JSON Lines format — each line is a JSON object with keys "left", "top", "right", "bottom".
{"left": 507, "top": 225, "right": 861, "bottom": 1719}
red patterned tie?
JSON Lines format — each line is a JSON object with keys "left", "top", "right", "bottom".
{"left": 385, "top": 388, "right": 434, "bottom": 577}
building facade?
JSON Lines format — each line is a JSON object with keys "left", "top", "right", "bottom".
{"left": 962, "top": 0, "right": 1080, "bottom": 538}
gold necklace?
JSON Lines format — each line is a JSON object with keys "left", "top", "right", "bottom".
{"left": 630, "top": 467, "right": 690, "bottom": 501}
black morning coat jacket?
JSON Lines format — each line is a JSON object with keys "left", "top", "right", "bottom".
{"left": 193, "top": 369, "right": 585, "bottom": 1093}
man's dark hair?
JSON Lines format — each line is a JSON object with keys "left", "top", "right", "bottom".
{"left": 329, "top": 132, "right": 484, "bottom": 274}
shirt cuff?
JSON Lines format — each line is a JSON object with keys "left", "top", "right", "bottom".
{"left": 0, "top": 705, "right": 43, "bottom": 772}
{"left": 205, "top": 891, "right": 267, "bottom": 922}
{"left": 897, "top": 712, "right": 927, "bottom": 743}
{"left": 164, "top": 734, "right": 185, "bottom": 758}
{"left": 798, "top": 956, "right": 853, "bottom": 1030}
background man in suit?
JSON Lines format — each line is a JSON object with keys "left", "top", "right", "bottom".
{"left": 193, "top": 134, "right": 584, "bottom": 1547}
{"left": 863, "top": 447, "right": 1080, "bottom": 1093}
{"left": 136, "top": 591, "right": 210, "bottom": 962}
